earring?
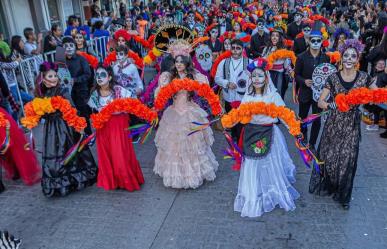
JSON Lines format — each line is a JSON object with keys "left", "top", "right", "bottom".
{"left": 339, "top": 59, "right": 343, "bottom": 71}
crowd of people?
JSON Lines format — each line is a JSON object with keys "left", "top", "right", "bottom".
{"left": 0, "top": 0, "right": 386, "bottom": 223}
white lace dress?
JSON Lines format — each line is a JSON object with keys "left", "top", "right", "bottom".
{"left": 153, "top": 72, "right": 219, "bottom": 189}
{"left": 234, "top": 87, "right": 299, "bottom": 217}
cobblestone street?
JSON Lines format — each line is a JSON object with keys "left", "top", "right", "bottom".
{"left": 1, "top": 90, "right": 387, "bottom": 249}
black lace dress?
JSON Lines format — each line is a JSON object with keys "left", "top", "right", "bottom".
{"left": 309, "top": 71, "right": 372, "bottom": 204}
{"left": 40, "top": 86, "right": 97, "bottom": 197}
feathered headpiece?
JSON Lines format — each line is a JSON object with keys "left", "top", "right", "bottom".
{"left": 338, "top": 39, "right": 365, "bottom": 55}
{"left": 333, "top": 28, "right": 351, "bottom": 39}
{"left": 168, "top": 40, "right": 193, "bottom": 58}
{"left": 154, "top": 24, "right": 194, "bottom": 52}
{"left": 247, "top": 58, "right": 272, "bottom": 72}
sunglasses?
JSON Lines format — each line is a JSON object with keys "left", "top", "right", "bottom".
{"left": 210, "top": 30, "right": 218, "bottom": 34}
{"left": 96, "top": 72, "right": 108, "bottom": 78}
{"left": 231, "top": 46, "right": 242, "bottom": 50}
{"left": 75, "top": 36, "right": 83, "bottom": 39}
{"left": 310, "top": 38, "right": 322, "bottom": 43}
{"left": 303, "top": 28, "right": 311, "bottom": 32}
{"left": 257, "top": 23, "right": 264, "bottom": 27}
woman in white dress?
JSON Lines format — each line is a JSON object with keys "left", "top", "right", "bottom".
{"left": 233, "top": 58, "right": 299, "bottom": 218}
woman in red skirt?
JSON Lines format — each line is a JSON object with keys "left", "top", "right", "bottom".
{"left": 88, "top": 65, "right": 144, "bottom": 191}
{"left": 0, "top": 107, "right": 40, "bottom": 193}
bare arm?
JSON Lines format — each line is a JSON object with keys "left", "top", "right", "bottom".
{"left": 318, "top": 88, "right": 331, "bottom": 109}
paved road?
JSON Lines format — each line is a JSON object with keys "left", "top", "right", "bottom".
{"left": 1, "top": 86, "right": 387, "bottom": 249}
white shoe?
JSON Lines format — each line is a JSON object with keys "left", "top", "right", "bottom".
{"left": 366, "top": 124, "right": 379, "bottom": 131}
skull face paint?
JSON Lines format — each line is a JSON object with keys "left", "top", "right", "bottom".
{"left": 43, "top": 69, "right": 59, "bottom": 88}
{"left": 195, "top": 44, "right": 213, "bottom": 71}
{"left": 342, "top": 48, "right": 358, "bottom": 70}
{"left": 210, "top": 29, "right": 218, "bottom": 39}
{"left": 64, "top": 42, "right": 76, "bottom": 57}
{"left": 251, "top": 68, "right": 266, "bottom": 88}
{"left": 309, "top": 37, "right": 322, "bottom": 50}
{"left": 188, "top": 13, "right": 195, "bottom": 23}
{"left": 95, "top": 68, "right": 110, "bottom": 86}
{"left": 116, "top": 51, "right": 127, "bottom": 62}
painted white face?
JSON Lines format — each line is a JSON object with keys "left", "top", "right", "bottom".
{"left": 95, "top": 68, "right": 109, "bottom": 86}
{"left": 294, "top": 14, "right": 302, "bottom": 22}
{"left": 257, "top": 22, "right": 264, "bottom": 31}
{"left": 43, "top": 70, "right": 59, "bottom": 88}
{"left": 210, "top": 29, "right": 218, "bottom": 39}
{"left": 64, "top": 42, "right": 76, "bottom": 57}
{"left": 303, "top": 27, "right": 311, "bottom": 38}
{"left": 188, "top": 13, "right": 195, "bottom": 22}
{"left": 224, "top": 39, "right": 231, "bottom": 51}
{"left": 251, "top": 68, "right": 266, "bottom": 88}
{"left": 342, "top": 48, "right": 359, "bottom": 69}
{"left": 116, "top": 51, "right": 127, "bottom": 62}
{"left": 309, "top": 36, "right": 322, "bottom": 50}
{"left": 195, "top": 44, "right": 213, "bottom": 71}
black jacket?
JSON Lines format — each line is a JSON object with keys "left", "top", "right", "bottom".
{"left": 295, "top": 50, "right": 330, "bottom": 103}
{"left": 205, "top": 39, "right": 222, "bottom": 53}
{"left": 249, "top": 31, "right": 270, "bottom": 59}
{"left": 65, "top": 54, "right": 92, "bottom": 92}
{"left": 294, "top": 37, "right": 308, "bottom": 56}
{"left": 287, "top": 22, "right": 303, "bottom": 40}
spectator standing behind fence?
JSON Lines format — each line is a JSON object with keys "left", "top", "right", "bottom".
{"left": 93, "top": 21, "right": 110, "bottom": 59}
{"left": 62, "top": 37, "right": 92, "bottom": 134}
{"left": 43, "top": 24, "right": 63, "bottom": 53}
{"left": 0, "top": 65, "right": 19, "bottom": 120}
{"left": 73, "top": 31, "right": 96, "bottom": 56}
{"left": 23, "top": 28, "right": 43, "bottom": 56}
{"left": 64, "top": 15, "right": 80, "bottom": 37}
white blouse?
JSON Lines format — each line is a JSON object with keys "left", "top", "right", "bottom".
{"left": 88, "top": 85, "right": 134, "bottom": 112}
{"left": 241, "top": 90, "right": 285, "bottom": 125}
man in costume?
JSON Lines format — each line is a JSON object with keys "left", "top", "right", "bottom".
{"left": 287, "top": 9, "right": 304, "bottom": 40}
{"left": 294, "top": 30, "right": 329, "bottom": 150}
{"left": 215, "top": 39, "right": 251, "bottom": 141}
{"left": 293, "top": 21, "right": 312, "bottom": 56}
{"left": 249, "top": 18, "right": 270, "bottom": 58}
{"left": 63, "top": 37, "right": 92, "bottom": 134}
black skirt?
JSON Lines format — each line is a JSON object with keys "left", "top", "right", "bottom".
{"left": 41, "top": 112, "right": 97, "bottom": 197}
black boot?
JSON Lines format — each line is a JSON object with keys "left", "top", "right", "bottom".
{"left": 380, "top": 130, "right": 387, "bottom": 139}
{"left": 0, "top": 180, "right": 5, "bottom": 193}
{"left": 342, "top": 203, "right": 350, "bottom": 210}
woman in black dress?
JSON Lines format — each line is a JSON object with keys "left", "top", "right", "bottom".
{"left": 36, "top": 62, "right": 97, "bottom": 197}
{"left": 309, "top": 39, "right": 377, "bottom": 209}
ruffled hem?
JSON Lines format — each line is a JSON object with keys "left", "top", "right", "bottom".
{"left": 41, "top": 168, "right": 97, "bottom": 197}
{"left": 234, "top": 186, "right": 299, "bottom": 218}
{"left": 154, "top": 103, "right": 218, "bottom": 189}
{"left": 154, "top": 153, "right": 218, "bottom": 189}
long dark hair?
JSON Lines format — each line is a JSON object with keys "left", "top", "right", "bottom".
{"left": 11, "top": 35, "right": 24, "bottom": 55}
{"left": 247, "top": 69, "right": 268, "bottom": 96}
{"left": 268, "top": 31, "right": 284, "bottom": 49}
{"left": 93, "top": 64, "right": 115, "bottom": 99}
{"left": 170, "top": 55, "right": 196, "bottom": 79}
{"left": 35, "top": 62, "right": 59, "bottom": 97}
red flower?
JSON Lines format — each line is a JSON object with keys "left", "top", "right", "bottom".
{"left": 255, "top": 140, "right": 264, "bottom": 148}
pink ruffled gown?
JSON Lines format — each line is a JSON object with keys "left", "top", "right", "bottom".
{"left": 154, "top": 72, "right": 218, "bottom": 189}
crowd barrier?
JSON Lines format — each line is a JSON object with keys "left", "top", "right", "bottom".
{"left": 1, "top": 26, "right": 149, "bottom": 115}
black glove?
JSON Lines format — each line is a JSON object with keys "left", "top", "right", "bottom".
{"left": 328, "top": 102, "right": 337, "bottom": 110}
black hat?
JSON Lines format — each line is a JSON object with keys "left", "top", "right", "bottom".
{"left": 62, "top": 36, "right": 75, "bottom": 44}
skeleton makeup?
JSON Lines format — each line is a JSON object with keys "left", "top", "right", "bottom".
{"left": 116, "top": 51, "right": 127, "bottom": 62}
{"left": 188, "top": 13, "right": 195, "bottom": 23}
{"left": 251, "top": 68, "right": 266, "bottom": 88}
{"left": 342, "top": 48, "right": 358, "bottom": 70}
{"left": 303, "top": 27, "right": 311, "bottom": 38}
{"left": 224, "top": 39, "right": 232, "bottom": 51}
{"left": 195, "top": 44, "right": 213, "bottom": 71}
{"left": 257, "top": 22, "right": 265, "bottom": 31}
{"left": 64, "top": 42, "right": 76, "bottom": 57}
{"left": 210, "top": 28, "right": 218, "bottom": 39}
{"left": 309, "top": 37, "right": 322, "bottom": 50}
{"left": 294, "top": 14, "right": 302, "bottom": 22}
{"left": 95, "top": 68, "right": 110, "bottom": 86}
{"left": 43, "top": 69, "right": 59, "bottom": 88}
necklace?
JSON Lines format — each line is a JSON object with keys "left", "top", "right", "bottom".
{"left": 231, "top": 58, "right": 242, "bottom": 71}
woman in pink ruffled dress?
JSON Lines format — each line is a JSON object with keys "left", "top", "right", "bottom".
{"left": 154, "top": 40, "right": 218, "bottom": 189}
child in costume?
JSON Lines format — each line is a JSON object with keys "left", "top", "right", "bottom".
{"left": 34, "top": 62, "right": 97, "bottom": 197}
{"left": 88, "top": 65, "right": 144, "bottom": 191}
{"left": 154, "top": 40, "right": 219, "bottom": 189}
{"left": 233, "top": 58, "right": 299, "bottom": 217}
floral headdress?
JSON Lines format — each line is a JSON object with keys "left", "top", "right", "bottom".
{"left": 338, "top": 39, "right": 365, "bottom": 55}
{"left": 114, "top": 29, "right": 131, "bottom": 41}
{"left": 333, "top": 28, "right": 351, "bottom": 40}
{"left": 167, "top": 40, "right": 192, "bottom": 58}
{"left": 247, "top": 58, "right": 272, "bottom": 72}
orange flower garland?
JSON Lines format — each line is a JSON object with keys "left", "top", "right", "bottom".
{"left": 221, "top": 102, "right": 301, "bottom": 136}
{"left": 266, "top": 49, "right": 297, "bottom": 68}
{"left": 90, "top": 98, "right": 158, "bottom": 130}
{"left": 21, "top": 97, "right": 87, "bottom": 132}
{"left": 326, "top": 51, "right": 341, "bottom": 64}
{"left": 154, "top": 78, "right": 222, "bottom": 116}
{"left": 0, "top": 112, "right": 8, "bottom": 128}
{"left": 77, "top": 51, "right": 99, "bottom": 69}
{"left": 210, "top": 50, "right": 232, "bottom": 79}
{"left": 103, "top": 51, "right": 144, "bottom": 69}
{"left": 335, "top": 87, "right": 387, "bottom": 112}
